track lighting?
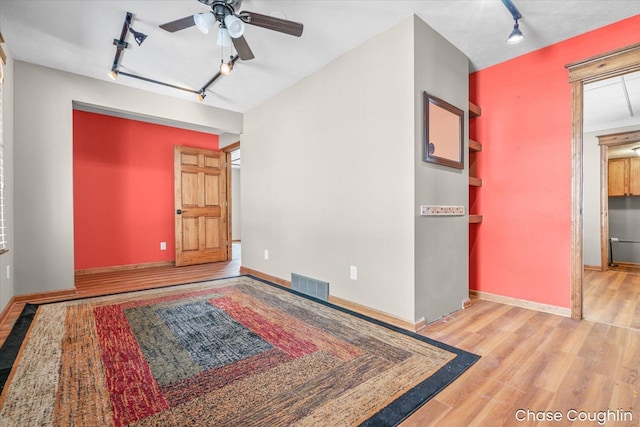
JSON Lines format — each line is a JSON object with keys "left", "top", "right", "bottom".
{"left": 507, "top": 19, "right": 524, "bottom": 44}
{"left": 501, "top": 0, "right": 524, "bottom": 45}
{"left": 110, "top": 11, "right": 232, "bottom": 100}
{"left": 220, "top": 60, "right": 233, "bottom": 76}
{"left": 224, "top": 14, "right": 245, "bottom": 38}
{"left": 194, "top": 12, "right": 216, "bottom": 34}
{"left": 128, "top": 27, "right": 147, "bottom": 46}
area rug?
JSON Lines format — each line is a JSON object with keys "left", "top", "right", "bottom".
{"left": 0, "top": 275, "right": 478, "bottom": 426}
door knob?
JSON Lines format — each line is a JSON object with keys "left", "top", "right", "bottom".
{"left": 176, "top": 209, "right": 183, "bottom": 215}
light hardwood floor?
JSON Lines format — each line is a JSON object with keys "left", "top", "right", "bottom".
{"left": 0, "top": 252, "right": 241, "bottom": 345}
{"left": 404, "top": 300, "right": 640, "bottom": 426}
{"left": 1, "top": 256, "right": 639, "bottom": 426}
{"left": 583, "top": 268, "right": 640, "bottom": 329}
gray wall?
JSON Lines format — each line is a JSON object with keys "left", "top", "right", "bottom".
{"left": 13, "top": 62, "right": 242, "bottom": 294}
{"left": 609, "top": 196, "right": 640, "bottom": 263}
{"left": 0, "top": 43, "right": 14, "bottom": 310}
{"left": 413, "top": 16, "right": 469, "bottom": 323}
{"left": 219, "top": 133, "right": 240, "bottom": 148}
{"left": 242, "top": 15, "right": 469, "bottom": 324}
{"left": 243, "top": 17, "right": 416, "bottom": 322}
{"left": 583, "top": 130, "right": 602, "bottom": 267}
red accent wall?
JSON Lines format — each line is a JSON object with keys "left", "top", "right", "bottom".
{"left": 73, "top": 111, "right": 219, "bottom": 270}
{"left": 469, "top": 15, "right": 640, "bottom": 308}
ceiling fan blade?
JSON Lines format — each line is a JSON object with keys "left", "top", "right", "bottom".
{"left": 241, "top": 11, "right": 303, "bottom": 37}
{"left": 160, "top": 15, "right": 196, "bottom": 32}
{"left": 232, "top": 35, "right": 255, "bottom": 60}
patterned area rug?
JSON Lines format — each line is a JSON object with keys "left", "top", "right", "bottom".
{"left": 0, "top": 276, "right": 478, "bottom": 426}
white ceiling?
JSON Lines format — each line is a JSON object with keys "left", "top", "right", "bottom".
{"left": 585, "top": 71, "right": 640, "bottom": 133}
{"left": 585, "top": 71, "right": 640, "bottom": 157}
{"left": 2, "top": 1, "right": 640, "bottom": 114}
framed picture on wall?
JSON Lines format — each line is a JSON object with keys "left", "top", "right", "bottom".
{"left": 423, "top": 92, "right": 464, "bottom": 169}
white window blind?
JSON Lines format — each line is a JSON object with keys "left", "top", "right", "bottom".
{"left": 0, "top": 62, "right": 6, "bottom": 250}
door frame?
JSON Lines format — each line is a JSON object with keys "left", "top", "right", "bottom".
{"left": 567, "top": 42, "right": 640, "bottom": 320}
{"left": 222, "top": 140, "right": 240, "bottom": 260}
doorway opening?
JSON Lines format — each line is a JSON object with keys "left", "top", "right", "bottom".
{"left": 567, "top": 42, "right": 640, "bottom": 321}
{"left": 223, "top": 141, "right": 241, "bottom": 263}
{"left": 583, "top": 128, "right": 640, "bottom": 327}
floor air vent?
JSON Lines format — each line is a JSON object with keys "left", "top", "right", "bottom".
{"left": 291, "top": 273, "right": 329, "bottom": 301}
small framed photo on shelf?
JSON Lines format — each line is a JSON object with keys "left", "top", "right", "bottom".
{"left": 423, "top": 92, "right": 464, "bottom": 169}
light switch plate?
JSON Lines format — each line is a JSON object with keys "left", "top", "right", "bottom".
{"left": 420, "top": 205, "right": 465, "bottom": 216}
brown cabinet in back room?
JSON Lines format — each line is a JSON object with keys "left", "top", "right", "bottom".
{"left": 609, "top": 157, "right": 640, "bottom": 197}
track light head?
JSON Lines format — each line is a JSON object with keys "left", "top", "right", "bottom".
{"left": 128, "top": 27, "right": 148, "bottom": 46}
{"left": 501, "top": 0, "right": 524, "bottom": 44}
{"left": 220, "top": 60, "right": 233, "bottom": 76}
{"left": 507, "top": 20, "right": 524, "bottom": 44}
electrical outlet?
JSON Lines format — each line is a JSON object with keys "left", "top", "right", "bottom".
{"left": 350, "top": 265, "right": 357, "bottom": 280}
{"left": 160, "top": 242, "right": 167, "bottom": 251}
{"left": 264, "top": 250, "right": 269, "bottom": 260}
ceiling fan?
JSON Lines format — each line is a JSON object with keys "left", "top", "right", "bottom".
{"left": 159, "top": 0, "right": 304, "bottom": 61}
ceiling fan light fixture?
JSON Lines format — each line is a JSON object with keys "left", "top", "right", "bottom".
{"left": 216, "top": 27, "right": 232, "bottom": 46}
{"left": 224, "top": 14, "right": 245, "bottom": 38}
{"left": 507, "top": 20, "right": 524, "bottom": 44}
{"left": 194, "top": 12, "right": 216, "bottom": 34}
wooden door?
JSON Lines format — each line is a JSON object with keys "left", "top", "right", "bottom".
{"left": 630, "top": 157, "right": 640, "bottom": 196}
{"left": 608, "top": 158, "right": 628, "bottom": 197}
{"left": 174, "top": 146, "right": 228, "bottom": 266}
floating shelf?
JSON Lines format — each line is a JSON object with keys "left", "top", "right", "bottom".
{"left": 469, "top": 176, "right": 482, "bottom": 187}
{"left": 469, "top": 102, "right": 482, "bottom": 118}
{"left": 469, "top": 101, "right": 482, "bottom": 226}
{"left": 469, "top": 215, "right": 483, "bottom": 224}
